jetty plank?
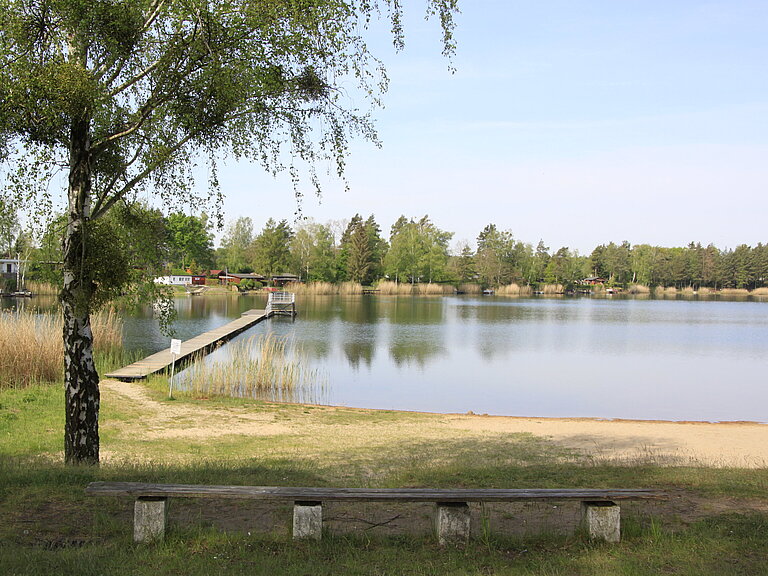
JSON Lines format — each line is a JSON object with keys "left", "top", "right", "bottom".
{"left": 105, "top": 309, "right": 269, "bottom": 381}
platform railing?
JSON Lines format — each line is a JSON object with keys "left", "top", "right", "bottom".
{"left": 266, "top": 291, "right": 296, "bottom": 316}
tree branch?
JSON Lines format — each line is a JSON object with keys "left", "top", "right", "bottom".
{"left": 143, "top": 0, "right": 167, "bottom": 32}
{"left": 92, "top": 94, "right": 168, "bottom": 152}
{"left": 91, "top": 130, "right": 199, "bottom": 220}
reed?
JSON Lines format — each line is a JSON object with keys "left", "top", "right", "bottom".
{"left": 654, "top": 286, "right": 677, "bottom": 297}
{"left": 719, "top": 288, "right": 750, "bottom": 296}
{"left": 697, "top": 286, "right": 712, "bottom": 296}
{"left": 496, "top": 283, "right": 532, "bottom": 296}
{"left": 627, "top": 284, "right": 651, "bottom": 294}
{"left": 495, "top": 283, "right": 521, "bottom": 296}
{"left": 375, "top": 280, "right": 405, "bottom": 295}
{"left": 457, "top": 283, "right": 482, "bottom": 295}
{"left": 413, "top": 283, "right": 453, "bottom": 296}
{"left": 179, "top": 334, "right": 326, "bottom": 403}
{"left": 751, "top": 287, "right": 768, "bottom": 296}
{"left": 337, "top": 281, "right": 363, "bottom": 295}
{"left": 0, "top": 308, "right": 124, "bottom": 388}
{"left": 375, "top": 281, "right": 421, "bottom": 295}
{"left": 23, "top": 281, "right": 59, "bottom": 295}
{"left": 680, "top": 286, "right": 696, "bottom": 296}
{"left": 0, "top": 312, "right": 60, "bottom": 386}
{"left": 375, "top": 281, "right": 454, "bottom": 296}
{"left": 284, "top": 281, "right": 337, "bottom": 295}
{"left": 540, "top": 283, "right": 564, "bottom": 295}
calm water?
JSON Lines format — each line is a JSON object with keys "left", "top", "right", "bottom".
{"left": 6, "top": 294, "right": 768, "bottom": 421}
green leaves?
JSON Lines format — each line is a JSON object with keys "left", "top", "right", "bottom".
{"left": 385, "top": 215, "right": 452, "bottom": 284}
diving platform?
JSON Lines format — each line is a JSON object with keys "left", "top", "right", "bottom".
{"left": 265, "top": 290, "right": 297, "bottom": 317}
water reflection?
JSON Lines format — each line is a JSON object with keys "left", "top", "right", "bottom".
{"left": 338, "top": 296, "right": 379, "bottom": 324}
{"left": 0, "top": 294, "right": 59, "bottom": 312}
{"left": 339, "top": 323, "right": 375, "bottom": 369}
{"left": 381, "top": 297, "right": 445, "bottom": 325}
{"left": 388, "top": 325, "right": 446, "bottom": 368}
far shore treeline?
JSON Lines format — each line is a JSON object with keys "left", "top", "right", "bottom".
{"left": 2, "top": 208, "right": 767, "bottom": 293}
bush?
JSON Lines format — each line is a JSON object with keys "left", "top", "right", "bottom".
{"left": 238, "top": 279, "right": 261, "bottom": 291}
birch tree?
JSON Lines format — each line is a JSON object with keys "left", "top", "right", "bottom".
{"left": 0, "top": 0, "right": 458, "bottom": 464}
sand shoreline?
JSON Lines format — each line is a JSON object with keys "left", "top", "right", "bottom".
{"left": 444, "top": 413, "right": 768, "bottom": 468}
{"left": 103, "top": 379, "right": 768, "bottom": 469}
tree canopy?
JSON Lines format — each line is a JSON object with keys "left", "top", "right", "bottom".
{"left": 0, "top": 0, "right": 459, "bottom": 464}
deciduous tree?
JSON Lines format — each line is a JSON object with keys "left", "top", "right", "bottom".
{"left": 0, "top": 198, "right": 18, "bottom": 256}
{"left": 219, "top": 217, "right": 254, "bottom": 274}
{"left": 0, "top": 0, "right": 458, "bottom": 464}
{"left": 252, "top": 218, "right": 294, "bottom": 276}
{"left": 166, "top": 212, "right": 214, "bottom": 271}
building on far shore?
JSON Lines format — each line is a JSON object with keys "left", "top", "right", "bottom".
{"left": 0, "top": 258, "right": 20, "bottom": 280}
{"left": 578, "top": 276, "right": 607, "bottom": 286}
{"left": 270, "top": 273, "right": 300, "bottom": 287}
{"left": 219, "top": 272, "right": 267, "bottom": 285}
{"left": 154, "top": 274, "right": 194, "bottom": 286}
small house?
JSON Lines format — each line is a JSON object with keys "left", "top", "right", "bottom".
{"left": 0, "top": 258, "right": 19, "bottom": 279}
{"left": 220, "top": 273, "right": 266, "bottom": 285}
{"left": 154, "top": 274, "right": 194, "bottom": 286}
{"left": 579, "top": 276, "right": 606, "bottom": 286}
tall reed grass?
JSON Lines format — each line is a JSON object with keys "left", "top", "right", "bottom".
{"left": 627, "top": 284, "right": 651, "bottom": 294}
{"left": 24, "top": 281, "right": 59, "bottom": 295}
{"left": 413, "top": 283, "right": 453, "bottom": 296}
{"left": 179, "top": 334, "right": 326, "bottom": 404}
{"left": 375, "top": 280, "right": 406, "bottom": 295}
{"left": 0, "top": 308, "right": 124, "bottom": 388}
{"left": 338, "top": 282, "right": 363, "bottom": 295}
{"left": 495, "top": 283, "right": 533, "bottom": 297}
{"left": 457, "top": 283, "right": 482, "bottom": 295}
{"left": 540, "top": 284, "right": 564, "bottom": 295}
{"left": 719, "top": 288, "right": 750, "bottom": 296}
{"left": 654, "top": 286, "right": 677, "bottom": 297}
{"left": 751, "top": 287, "right": 768, "bottom": 296}
{"left": 283, "top": 281, "right": 337, "bottom": 295}
{"left": 374, "top": 281, "right": 453, "bottom": 296}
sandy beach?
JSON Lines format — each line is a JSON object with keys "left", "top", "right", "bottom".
{"left": 447, "top": 414, "right": 768, "bottom": 468}
{"left": 103, "top": 379, "right": 768, "bottom": 468}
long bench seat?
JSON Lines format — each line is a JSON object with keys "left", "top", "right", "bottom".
{"left": 86, "top": 482, "right": 667, "bottom": 544}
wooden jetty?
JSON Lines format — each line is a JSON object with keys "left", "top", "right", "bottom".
{"left": 106, "top": 292, "right": 297, "bottom": 382}
{"left": 105, "top": 309, "right": 269, "bottom": 381}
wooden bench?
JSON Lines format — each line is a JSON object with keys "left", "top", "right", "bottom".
{"left": 86, "top": 482, "right": 667, "bottom": 545}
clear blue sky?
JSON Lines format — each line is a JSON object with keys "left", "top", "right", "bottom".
{"left": 211, "top": 0, "right": 768, "bottom": 254}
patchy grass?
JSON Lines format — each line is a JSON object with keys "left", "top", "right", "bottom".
{"left": 1, "top": 382, "right": 767, "bottom": 575}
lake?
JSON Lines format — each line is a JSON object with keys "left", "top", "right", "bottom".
{"left": 125, "top": 294, "right": 768, "bottom": 423}
{"left": 6, "top": 293, "right": 767, "bottom": 422}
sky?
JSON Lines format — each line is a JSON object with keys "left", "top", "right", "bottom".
{"left": 208, "top": 0, "right": 768, "bottom": 254}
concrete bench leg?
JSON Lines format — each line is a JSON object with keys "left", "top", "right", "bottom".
{"left": 293, "top": 501, "right": 322, "bottom": 540}
{"left": 134, "top": 497, "right": 168, "bottom": 543}
{"left": 581, "top": 501, "right": 621, "bottom": 543}
{"left": 435, "top": 502, "right": 470, "bottom": 545}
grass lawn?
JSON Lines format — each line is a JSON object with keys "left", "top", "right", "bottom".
{"left": 1, "top": 381, "right": 767, "bottom": 575}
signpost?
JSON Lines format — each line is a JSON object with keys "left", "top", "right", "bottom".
{"left": 168, "top": 338, "right": 182, "bottom": 399}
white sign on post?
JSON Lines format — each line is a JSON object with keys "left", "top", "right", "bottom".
{"left": 168, "top": 339, "right": 182, "bottom": 399}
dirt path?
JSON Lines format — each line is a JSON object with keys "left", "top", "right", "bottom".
{"left": 103, "top": 379, "right": 293, "bottom": 439}
{"left": 101, "top": 379, "right": 768, "bottom": 468}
